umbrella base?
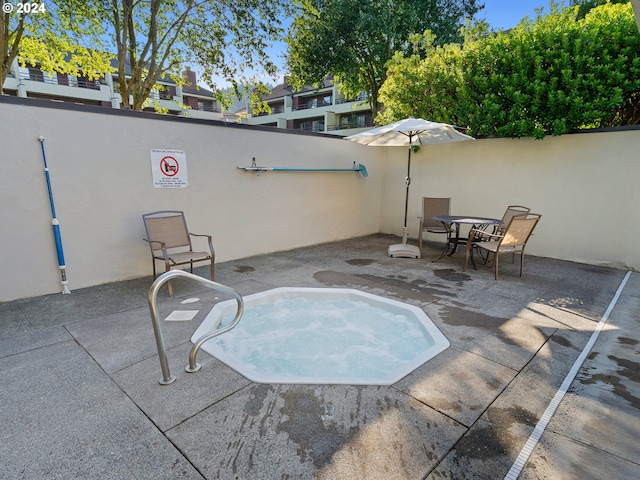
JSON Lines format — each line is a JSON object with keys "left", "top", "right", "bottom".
{"left": 388, "top": 243, "right": 421, "bottom": 259}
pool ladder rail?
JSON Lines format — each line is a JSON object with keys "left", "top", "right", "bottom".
{"left": 148, "top": 270, "right": 244, "bottom": 385}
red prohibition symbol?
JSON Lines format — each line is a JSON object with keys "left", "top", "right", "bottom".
{"left": 160, "top": 156, "right": 179, "bottom": 176}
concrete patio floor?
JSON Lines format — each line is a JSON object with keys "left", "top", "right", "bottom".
{"left": 1, "top": 234, "right": 638, "bottom": 479}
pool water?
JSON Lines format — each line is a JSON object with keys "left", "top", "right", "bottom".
{"left": 190, "top": 288, "right": 449, "bottom": 385}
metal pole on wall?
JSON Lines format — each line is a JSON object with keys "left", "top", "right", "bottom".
{"left": 38, "top": 136, "right": 71, "bottom": 294}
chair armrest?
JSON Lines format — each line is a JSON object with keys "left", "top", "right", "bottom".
{"left": 188, "top": 233, "right": 215, "bottom": 255}
{"left": 143, "top": 238, "right": 169, "bottom": 259}
{"left": 468, "top": 228, "right": 503, "bottom": 242}
{"left": 143, "top": 238, "right": 167, "bottom": 248}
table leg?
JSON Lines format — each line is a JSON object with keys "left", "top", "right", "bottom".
{"left": 469, "top": 244, "right": 478, "bottom": 270}
{"left": 432, "top": 222, "right": 453, "bottom": 262}
{"left": 448, "top": 223, "right": 461, "bottom": 256}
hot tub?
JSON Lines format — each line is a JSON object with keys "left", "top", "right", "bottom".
{"left": 190, "top": 287, "right": 449, "bottom": 385}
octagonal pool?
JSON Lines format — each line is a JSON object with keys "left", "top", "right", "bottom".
{"left": 190, "top": 287, "right": 449, "bottom": 385}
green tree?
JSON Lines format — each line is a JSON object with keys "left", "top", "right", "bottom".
{"left": 2, "top": 0, "right": 291, "bottom": 111}
{"left": 1, "top": 1, "right": 113, "bottom": 95}
{"left": 100, "top": 0, "right": 291, "bottom": 111}
{"left": 571, "top": 0, "right": 630, "bottom": 19}
{"left": 379, "top": 2, "right": 640, "bottom": 138}
{"left": 377, "top": 31, "right": 468, "bottom": 126}
{"left": 285, "top": 0, "right": 482, "bottom": 119}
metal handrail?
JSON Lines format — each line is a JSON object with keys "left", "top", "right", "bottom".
{"left": 148, "top": 270, "right": 244, "bottom": 385}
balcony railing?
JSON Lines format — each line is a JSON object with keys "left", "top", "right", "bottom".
{"left": 299, "top": 122, "right": 325, "bottom": 132}
{"left": 327, "top": 120, "right": 375, "bottom": 131}
{"left": 21, "top": 71, "right": 102, "bottom": 90}
{"left": 256, "top": 105, "right": 285, "bottom": 116}
{"left": 336, "top": 93, "right": 368, "bottom": 104}
{"left": 293, "top": 100, "right": 333, "bottom": 111}
{"left": 197, "top": 103, "right": 218, "bottom": 113}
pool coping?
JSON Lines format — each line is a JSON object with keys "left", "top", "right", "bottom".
{"left": 190, "top": 287, "right": 450, "bottom": 385}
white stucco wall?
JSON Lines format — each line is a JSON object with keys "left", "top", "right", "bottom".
{"left": 0, "top": 100, "right": 383, "bottom": 301}
{"left": 378, "top": 129, "right": 640, "bottom": 270}
{"left": 1, "top": 99, "right": 638, "bottom": 301}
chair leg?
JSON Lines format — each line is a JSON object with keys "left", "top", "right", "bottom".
{"left": 210, "top": 259, "right": 215, "bottom": 282}
{"left": 494, "top": 253, "right": 499, "bottom": 280}
{"left": 432, "top": 232, "right": 451, "bottom": 262}
{"left": 164, "top": 260, "right": 173, "bottom": 296}
{"left": 463, "top": 243, "right": 471, "bottom": 272}
{"left": 519, "top": 253, "right": 524, "bottom": 277}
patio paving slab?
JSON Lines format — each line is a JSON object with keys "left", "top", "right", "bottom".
{"left": 394, "top": 346, "right": 518, "bottom": 427}
{"left": 427, "top": 325, "right": 595, "bottom": 479}
{"left": 518, "top": 429, "right": 640, "bottom": 480}
{"left": 166, "top": 383, "right": 467, "bottom": 480}
{"left": 111, "top": 340, "right": 252, "bottom": 432}
{"left": 0, "top": 340, "right": 202, "bottom": 479}
{"left": 1, "top": 235, "right": 638, "bottom": 479}
{"left": 0, "top": 325, "right": 72, "bottom": 358}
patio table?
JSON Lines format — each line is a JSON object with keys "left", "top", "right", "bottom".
{"left": 432, "top": 215, "right": 502, "bottom": 264}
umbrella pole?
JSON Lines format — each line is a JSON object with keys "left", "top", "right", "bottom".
{"left": 402, "top": 145, "right": 412, "bottom": 244}
{"left": 387, "top": 133, "right": 420, "bottom": 258}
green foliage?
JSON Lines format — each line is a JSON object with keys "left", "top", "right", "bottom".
{"left": 101, "top": 0, "right": 291, "bottom": 111}
{"left": 379, "top": 2, "right": 640, "bottom": 138}
{"left": 571, "top": 0, "right": 630, "bottom": 20}
{"left": 0, "top": 1, "right": 114, "bottom": 93}
{"left": 1, "top": 0, "right": 290, "bottom": 111}
{"left": 377, "top": 32, "right": 467, "bottom": 126}
{"left": 286, "top": 0, "right": 482, "bottom": 118}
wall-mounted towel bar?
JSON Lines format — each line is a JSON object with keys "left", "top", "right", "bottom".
{"left": 237, "top": 161, "right": 368, "bottom": 177}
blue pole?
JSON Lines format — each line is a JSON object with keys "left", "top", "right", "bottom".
{"left": 38, "top": 136, "right": 71, "bottom": 294}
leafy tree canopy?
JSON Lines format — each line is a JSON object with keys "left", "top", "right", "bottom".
{"left": 1, "top": 1, "right": 113, "bottom": 94}
{"left": 379, "top": 1, "right": 640, "bottom": 138}
{"left": 285, "top": 0, "right": 482, "bottom": 118}
{"left": 571, "top": 0, "right": 630, "bottom": 19}
{"left": 109, "top": 0, "right": 294, "bottom": 110}
{"left": 2, "top": 0, "right": 292, "bottom": 111}
{"left": 96, "top": 0, "right": 292, "bottom": 111}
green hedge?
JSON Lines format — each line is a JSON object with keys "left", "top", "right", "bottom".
{"left": 379, "top": 3, "right": 640, "bottom": 138}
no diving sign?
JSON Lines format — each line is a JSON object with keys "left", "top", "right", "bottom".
{"left": 150, "top": 149, "right": 188, "bottom": 188}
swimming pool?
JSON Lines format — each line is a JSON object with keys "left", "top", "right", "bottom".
{"left": 190, "top": 287, "right": 449, "bottom": 385}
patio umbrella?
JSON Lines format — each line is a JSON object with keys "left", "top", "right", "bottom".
{"left": 345, "top": 117, "right": 474, "bottom": 258}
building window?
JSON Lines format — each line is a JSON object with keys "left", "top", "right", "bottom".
{"left": 197, "top": 100, "right": 215, "bottom": 112}
{"left": 43, "top": 72, "right": 57, "bottom": 85}
{"left": 339, "top": 113, "right": 369, "bottom": 130}
{"left": 300, "top": 120, "right": 324, "bottom": 132}
{"left": 269, "top": 102, "right": 284, "bottom": 114}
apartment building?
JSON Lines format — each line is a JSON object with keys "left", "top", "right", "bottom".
{"left": 245, "top": 77, "right": 375, "bottom": 136}
{"left": 1, "top": 58, "right": 223, "bottom": 121}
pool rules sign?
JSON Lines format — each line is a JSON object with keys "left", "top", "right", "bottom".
{"left": 150, "top": 149, "right": 188, "bottom": 188}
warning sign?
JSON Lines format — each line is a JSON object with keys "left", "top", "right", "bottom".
{"left": 150, "top": 149, "right": 188, "bottom": 188}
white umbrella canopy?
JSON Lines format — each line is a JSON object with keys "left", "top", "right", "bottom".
{"left": 345, "top": 117, "right": 475, "bottom": 258}
{"left": 345, "top": 117, "right": 474, "bottom": 146}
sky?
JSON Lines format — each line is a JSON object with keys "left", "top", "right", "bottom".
{"left": 209, "top": 1, "right": 569, "bottom": 89}
{"left": 479, "top": 0, "right": 568, "bottom": 30}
